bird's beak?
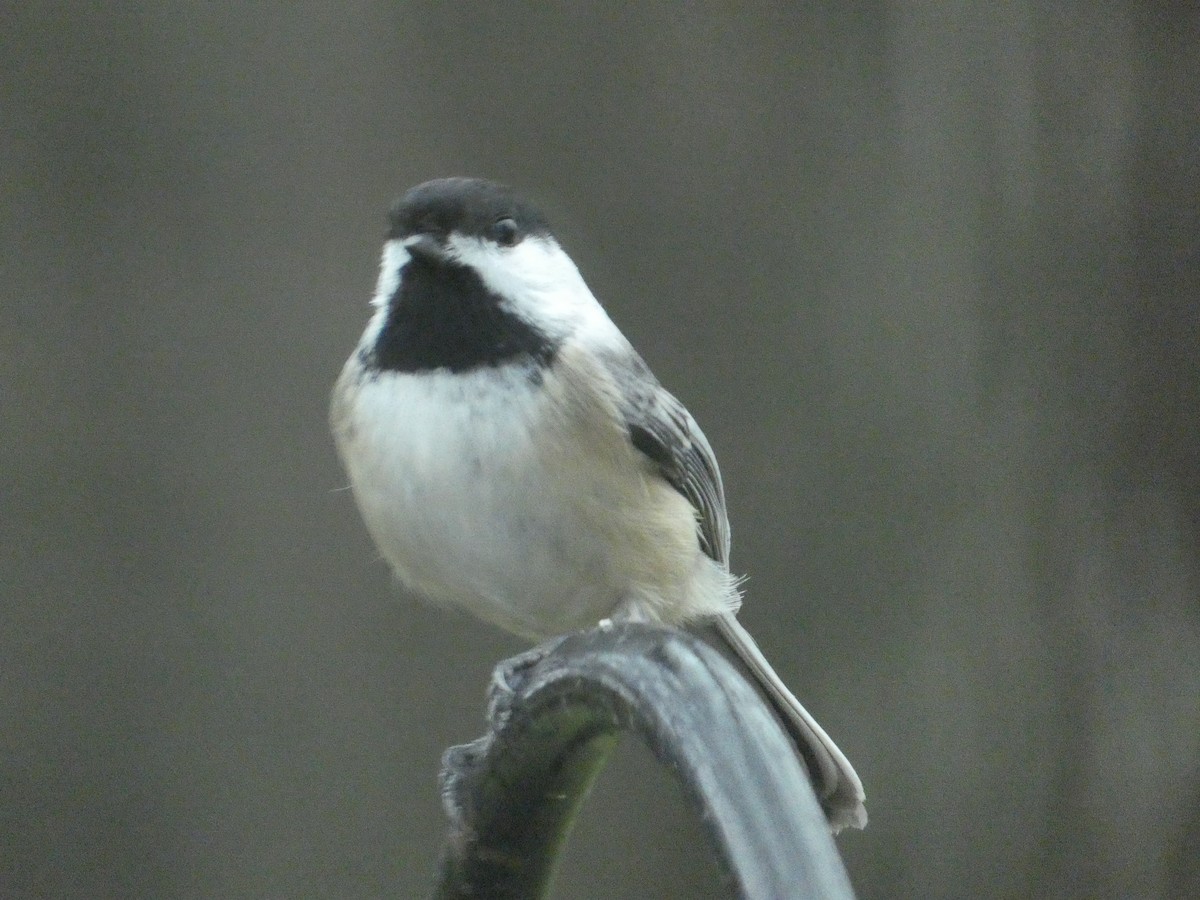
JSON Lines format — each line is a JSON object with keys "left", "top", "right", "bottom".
{"left": 405, "top": 232, "right": 449, "bottom": 264}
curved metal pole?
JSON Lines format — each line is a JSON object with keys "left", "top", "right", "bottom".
{"left": 435, "top": 622, "right": 856, "bottom": 899}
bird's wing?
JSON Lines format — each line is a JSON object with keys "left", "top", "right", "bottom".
{"left": 606, "top": 353, "right": 731, "bottom": 566}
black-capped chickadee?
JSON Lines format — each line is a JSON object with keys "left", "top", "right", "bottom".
{"left": 331, "top": 177, "right": 866, "bottom": 831}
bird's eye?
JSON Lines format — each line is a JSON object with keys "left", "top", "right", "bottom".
{"left": 489, "top": 217, "right": 521, "bottom": 247}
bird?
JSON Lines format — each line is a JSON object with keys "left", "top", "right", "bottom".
{"left": 330, "top": 177, "right": 866, "bottom": 831}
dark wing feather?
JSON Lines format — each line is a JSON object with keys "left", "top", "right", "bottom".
{"left": 609, "top": 353, "right": 731, "bottom": 566}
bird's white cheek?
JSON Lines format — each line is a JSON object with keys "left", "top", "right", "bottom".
{"left": 448, "top": 236, "right": 618, "bottom": 339}
{"left": 370, "top": 240, "right": 410, "bottom": 309}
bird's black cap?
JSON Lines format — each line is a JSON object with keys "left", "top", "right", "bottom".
{"left": 387, "top": 177, "right": 552, "bottom": 242}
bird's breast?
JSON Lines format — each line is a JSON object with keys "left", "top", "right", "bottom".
{"left": 335, "top": 357, "right": 673, "bottom": 636}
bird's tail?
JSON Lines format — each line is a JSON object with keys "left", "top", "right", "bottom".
{"left": 714, "top": 612, "right": 867, "bottom": 832}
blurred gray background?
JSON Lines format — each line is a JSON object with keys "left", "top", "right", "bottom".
{"left": 3, "top": 3, "right": 1198, "bottom": 898}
